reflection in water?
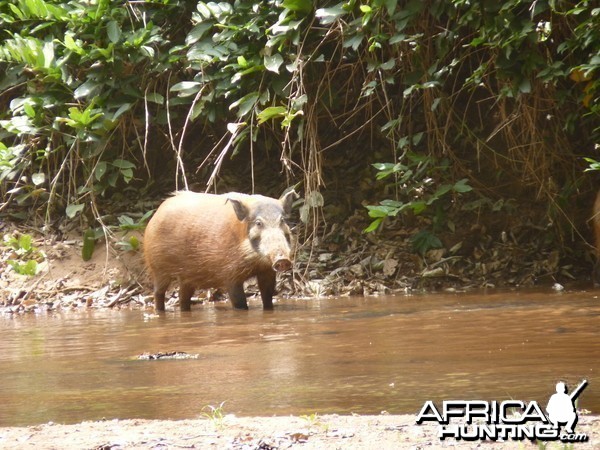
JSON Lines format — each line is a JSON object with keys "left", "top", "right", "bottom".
{"left": 0, "top": 290, "right": 598, "bottom": 426}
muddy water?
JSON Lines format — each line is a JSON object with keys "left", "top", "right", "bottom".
{"left": 0, "top": 290, "right": 599, "bottom": 427}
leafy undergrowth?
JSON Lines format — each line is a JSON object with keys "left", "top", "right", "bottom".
{"left": 297, "top": 207, "right": 593, "bottom": 297}
{"left": 0, "top": 199, "right": 593, "bottom": 315}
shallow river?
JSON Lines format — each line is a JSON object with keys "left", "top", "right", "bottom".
{"left": 0, "top": 289, "right": 599, "bottom": 427}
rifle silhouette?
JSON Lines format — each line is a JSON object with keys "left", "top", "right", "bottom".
{"left": 569, "top": 379, "right": 588, "bottom": 401}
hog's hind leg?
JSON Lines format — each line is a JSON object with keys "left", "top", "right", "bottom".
{"left": 153, "top": 276, "right": 171, "bottom": 312}
{"left": 179, "top": 283, "right": 195, "bottom": 311}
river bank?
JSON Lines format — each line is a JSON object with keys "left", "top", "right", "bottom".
{"left": 2, "top": 197, "right": 593, "bottom": 315}
{"left": 1, "top": 414, "right": 599, "bottom": 449}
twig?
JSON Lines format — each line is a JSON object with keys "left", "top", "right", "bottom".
{"left": 166, "top": 73, "right": 189, "bottom": 191}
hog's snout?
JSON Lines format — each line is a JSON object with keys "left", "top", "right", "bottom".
{"left": 273, "top": 257, "right": 293, "bottom": 272}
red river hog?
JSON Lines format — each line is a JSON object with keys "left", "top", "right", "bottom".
{"left": 144, "top": 190, "right": 297, "bottom": 311}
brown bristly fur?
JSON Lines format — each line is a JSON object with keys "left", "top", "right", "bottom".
{"left": 144, "top": 191, "right": 293, "bottom": 311}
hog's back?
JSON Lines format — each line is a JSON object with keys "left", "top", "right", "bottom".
{"left": 144, "top": 192, "right": 256, "bottom": 289}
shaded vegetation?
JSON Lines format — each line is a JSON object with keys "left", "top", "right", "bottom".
{"left": 0, "top": 0, "right": 598, "bottom": 286}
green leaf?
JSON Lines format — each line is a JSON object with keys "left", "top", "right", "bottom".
{"left": 117, "top": 234, "right": 140, "bottom": 252}
{"left": 8, "top": 4, "right": 25, "bottom": 20}
{"left": 110, "top": 103, "right": 132, "bottom": 121}
{"left": 372, "top": 162, "right": 405, "bottom": 180}
{"left": 364, "top": 218, "right": 383, "bottom": 233}
{"left": 584, "top": 158, "right": 600, "bottom": 172}
{"left": 519, "top": 78, "right": 531, "bottom": 94}
{"left": 171, "top": 82, "right": 201, "bottom": 92}
{"left": 24, "top": 259, "right": 39, "bottom": 275}
{"left": 170, "top": 81, "right": 202, "bottom": 97}
{"left": 9, "top": 259, "right": 38, "bottom": 276}
{"left": 41, "top": 40, "right": 55, "bottom": 68}
{"left": 281, "top": 110, "right": 302, "bottom": 127}
{"left": 66, "top": 203, "right": 84, "bottom": 218}
{"left": 453, "top": 178, "right": 473, "bottom": 193}
{"left": 283, "top": 0, "right": 313, "bottom": 14}
{"left": 63, "top": 33, "right": 83, "bottom": 55}
{"left": 0, "top": 116, "right": 38, "bottom": 135}
{"left": 18, "top": 234, "right": 33, "bottom": 252}
{"left": 366, "top": 205, "right": 391, "bottom": 218}
{"left": 389, "top": 34, "right": 406, "bottom": 45}
{"left": 112, "top": 159, "right": 136, "bottom": 170}
{"left": 299, "top": 204, "right": 309, "bottom": 223}
{"left": 383, "top": 0, "right": 398, "bottom": 15}
{"left": 430, "top": 184, "right": 452, "bottom": 202}
{"left": 231, "top": 65, "right": 264, "bottom": 83}
{"left": 227, "top": 122, "right": 244, "bottom": 134}
{"left": 95, "top": 161, "right": 108, "bottom": 180}
{"left": 372, "top": 162, "right": 395, "bottom": 171}
{"left": 196, "top": 2, "right": 212, "bottom": 18}
{"left": 305, "top": 190, "right": 324, "bottom": 208}
{"left": 108, "top": 171, "right": 118, "bottom": 187}
{"left": 66, "top": 104, "right": 103, "bottom": 126}
{"left": 343, "top": 34, "right": 364, "bottom": 50}
{"left": 264, "top": 53, "right": 284, "bottom": 73}
{"left": 140, "top": 210, "right": 155, "bottom": 224}
{"left": 121, "top": 168, "right": 133, "bottom": 183}
{"left": 21, "top": 104, "right": 36, "bottom": 119}
{"left": 31, "top": 172, "right": 45, "bottom": 186}
{"left": 107, "top": 20, "right": 121, "bottom": 43}
{"left": 118, "top": 215, "right": 135, "bottom": 228}
{"left": 229, "top": 92, "right": 259, "bottom": 116}
{"left": 145, "top": 93, "right": 164, "bottom": 104}
{"left": 257, "top": 106, "right": 287, "bottom": 124}
{"left": 409, "top": 201, "right": 427, "bottom": 215}
{"left": 315, "top": 4, "right": 347, "bottom": 24}
{"left": 410, "top": 230, "right": 442, "bottom": 255}
{"left": 186, "top": 22, "right": 213, "bottom": 46}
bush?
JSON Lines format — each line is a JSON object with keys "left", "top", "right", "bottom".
{"left": 0, "top": 0, "right": 597, "bottom": 240}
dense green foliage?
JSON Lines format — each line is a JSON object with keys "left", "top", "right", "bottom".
{"left": 4, "top": 233, "right": 45, "bottom": 274}
{"left": 0, "top": 0, "right": 598, "bottom": 240}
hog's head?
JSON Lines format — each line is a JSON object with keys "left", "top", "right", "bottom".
{"left": 228, "top": 190, "right": 297, "bottom": 272}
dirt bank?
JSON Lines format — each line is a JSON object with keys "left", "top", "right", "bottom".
{"left": 2, "top": 195, "right": 593, "bottom": 315}
{"left": 1, "top": 414, "right": 598, "bottom": 449}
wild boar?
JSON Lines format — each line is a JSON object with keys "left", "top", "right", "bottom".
{"left": 144, "top": 190, "right": 296, "bottom": 311}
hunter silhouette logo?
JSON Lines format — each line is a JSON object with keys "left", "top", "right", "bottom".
{"left": 546, "top": 380, "right": 587, "bottom": 434}
{"left": 416, "top": 379, "right": 589, "bottom": 443}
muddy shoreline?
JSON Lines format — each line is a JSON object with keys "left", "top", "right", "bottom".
{"left": 1, "top": 414, "right": 599, "bottom": 449}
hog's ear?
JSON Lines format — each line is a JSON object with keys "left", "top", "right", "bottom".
{"left": 279, "top": 189, "right": 299, "bottom": 216}
{"left": 227, "top": 198, "right": 249, "bottom": 221}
